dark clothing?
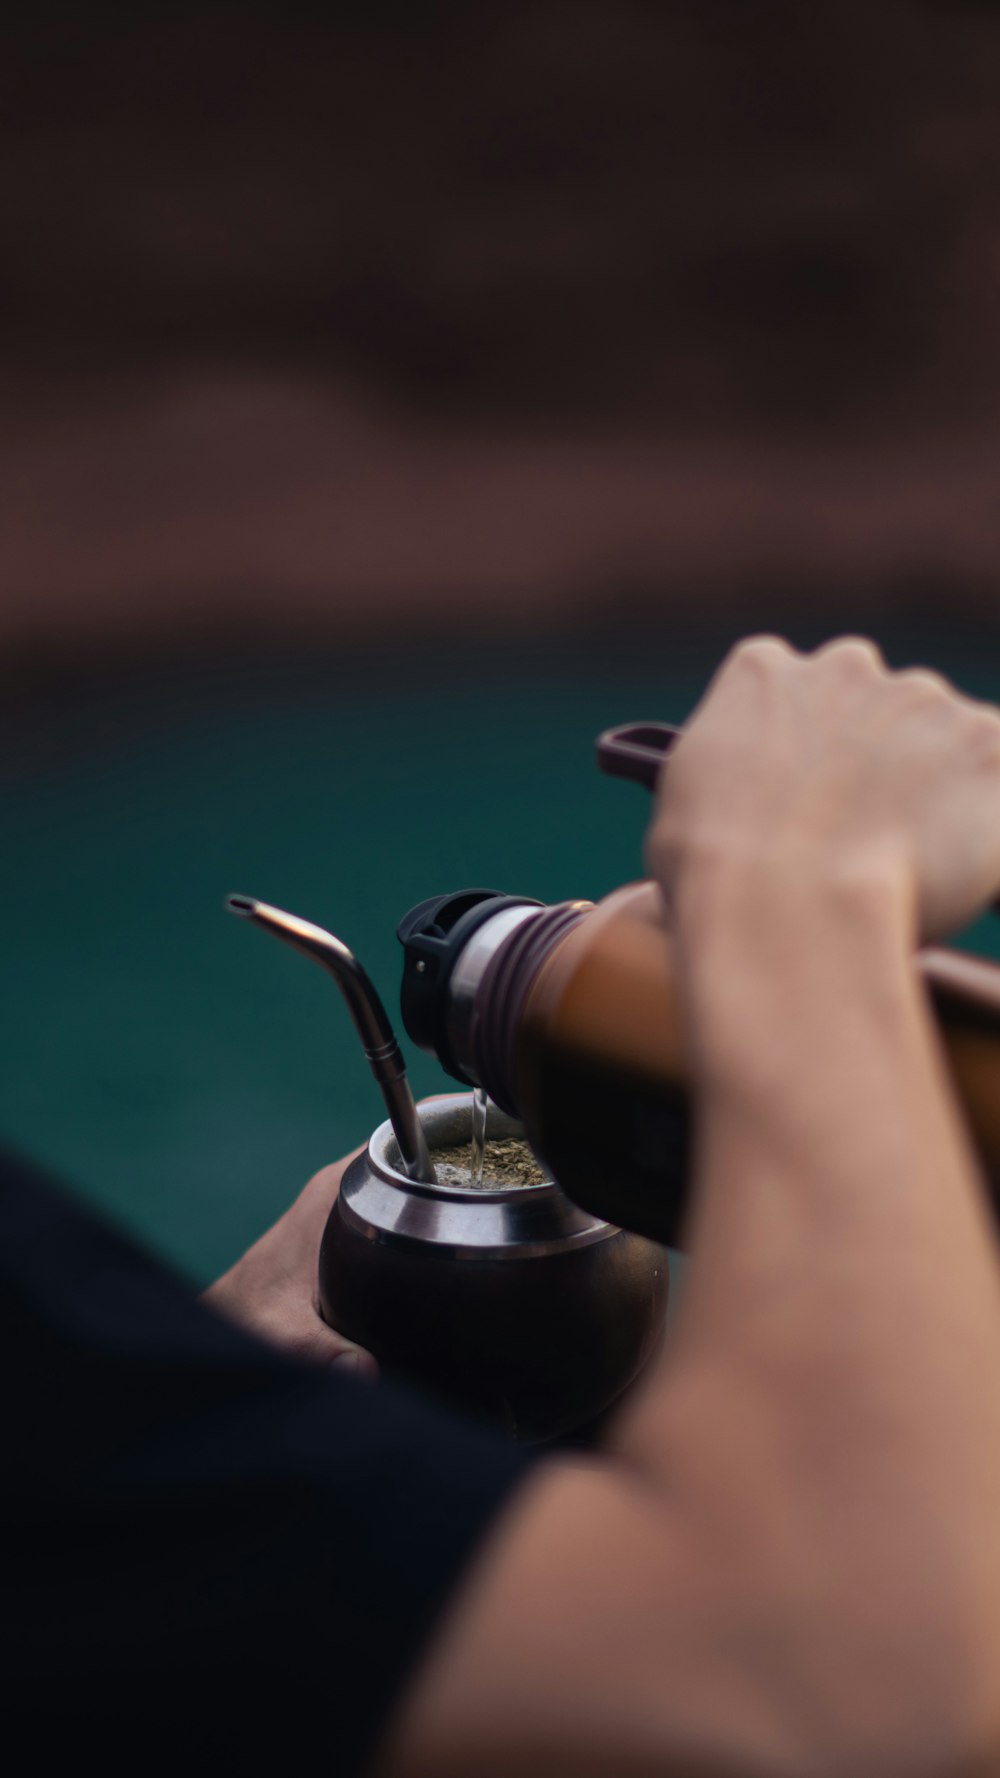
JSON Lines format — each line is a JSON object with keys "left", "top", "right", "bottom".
{"left": 0, "top": 1149, "right": 534, "bottom": 1775}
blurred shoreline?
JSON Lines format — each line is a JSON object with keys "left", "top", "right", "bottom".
{"left": 4, "top": 4, "right": 1000, "bottom": 673}
{"left": 4, "top": 366, "right": 1000, "bottom": 673}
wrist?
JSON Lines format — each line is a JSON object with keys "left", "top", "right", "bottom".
{"left": 670, "top": 847, "right": 917, "bottom": 1078}
{"left": 673, "top": 839, "right": 914, "bottom": 958}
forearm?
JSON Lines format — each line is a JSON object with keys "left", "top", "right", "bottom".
{"left": 619, "top": 857, "right": 1000, "bottom": 1510}
{"left": 669, "top": 857, "right": 1000, "bottom": 1383}
{"left": 600, "top": 858, "right": 1000, "bottom": 1768}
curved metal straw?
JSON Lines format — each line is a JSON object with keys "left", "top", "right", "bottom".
{"left": 226, "top": 894, "right": 436, "bottom": 1184}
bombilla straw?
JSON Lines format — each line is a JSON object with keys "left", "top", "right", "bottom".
{"left": 226, "top": 894, "right": 436, "bottom": 1184}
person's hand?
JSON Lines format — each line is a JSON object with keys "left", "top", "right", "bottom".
{"left": 645, "top": 634, "right": 1000, "bottom": 944}
{"left": 202, "top": 1147, "right": 377, "bottom": 1376}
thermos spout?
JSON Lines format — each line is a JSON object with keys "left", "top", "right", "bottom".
{"left": 226, "top": 894, "right": 436, "bottom": 1184}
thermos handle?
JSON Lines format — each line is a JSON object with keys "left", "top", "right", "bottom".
{"left": 595, "top": 721, "right": 682, "bottom": 791}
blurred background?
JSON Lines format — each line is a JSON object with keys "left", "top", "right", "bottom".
{"left": 2, "top": 0, "right": 1000, "bottom": 1281}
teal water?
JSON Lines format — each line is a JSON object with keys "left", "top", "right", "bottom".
{"left": 2, "top": 637, "right": 997, "bottom": 1284}
{"left": 0, "top": 648, "right": 695, "bottom": 1280}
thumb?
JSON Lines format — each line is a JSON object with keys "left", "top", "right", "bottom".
{"left": 280, "top": 1301, "right": 378, "bottom": 1378}
{"left": 328, "top": 1339, "right": 379, "bottom": 1381}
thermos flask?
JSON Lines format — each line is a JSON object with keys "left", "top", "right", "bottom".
{"left": 397, "top": 722, "right": 1000, "bottom": 1247}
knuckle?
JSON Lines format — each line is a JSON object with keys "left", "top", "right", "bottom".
{"left": 729, "top": 634, "right": 795, "bottom": 673}
{"left": 967, "top": 706, "right": 1000, "bottom": 765}
{"left": 287, "top": 1328, "right": 327, "bottom": 1364}
{"left": 894, "top": 667, "right": 953, "bottom": 706}
{"left": 815, "top": 636, "right": 885, "bottom": 675}
{"left": 644, "top": 811, "right": 682, "bottom": 878}
{"left": 643, "top": 810, "right": 673, "bottom": 862}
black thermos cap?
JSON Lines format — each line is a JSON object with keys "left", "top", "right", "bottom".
{"left": 397, "top": 889, "right": 543, "bottom": 1083}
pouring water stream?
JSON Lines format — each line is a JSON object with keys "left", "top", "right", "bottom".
{"left": 471, "top": 1084, "right": 489, "bottom": 1190}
